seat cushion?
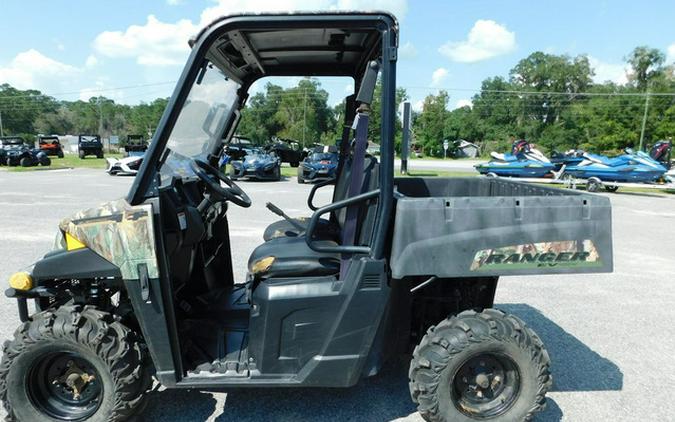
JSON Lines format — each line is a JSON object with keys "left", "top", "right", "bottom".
{"left": 248, "top": 236, "right": 340, "bottom": 278}
{"left": 262, "top": 217, "right": 338, "bottom": 241}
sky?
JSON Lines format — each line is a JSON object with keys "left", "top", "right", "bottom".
{"left": 1, "top": 0, "right": 673, "bottom": 112}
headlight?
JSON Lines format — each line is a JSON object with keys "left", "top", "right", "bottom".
{"left": 9, "top": 272, "right": 33, "bottom": 291}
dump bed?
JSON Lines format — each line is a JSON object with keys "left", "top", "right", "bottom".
{"left": 390, "top": 177, "right": 613, "bottom": 278}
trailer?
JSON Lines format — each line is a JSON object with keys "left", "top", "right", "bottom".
{"left": 486, "top": 173, "right": 675, "bottom": 193}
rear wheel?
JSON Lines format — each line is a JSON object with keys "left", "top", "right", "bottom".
{"left": 291, "top": 161, "right": 300, "bottom": 168}
{"left": 604, "top": 185, "right": 619, "bottom": 192}
{"left": 97, "top": 152, "right": 104, "bottom": 159}
{"left": 586, "top": 177, "right": 602, "bottom": 192}
{"left": 57, "top": 151, "right": 64, "bottom": 158}
{"left": 0, "top": 305, "right": 151, "bottom": 422}
{"left": 409, "top": 309, "right": 551, "bottom": 422}
{"left": 41, "top": 157, "right": 51, "bottom": 166}
{"left": 19, "top": 157, "right": 32, "bottom": 167}
{"left": 79, "top": 150, "right": 85, "bottom": 159}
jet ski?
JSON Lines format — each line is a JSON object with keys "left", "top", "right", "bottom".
{"left": 550, "top": 149, "right": 585, "bottom": 170}
{"left": 563, "top": 148, "right": 667, "bottom": 183}
{"left": 475, "top": 140, "right": 555, "bottom": 178}
{"left": 649, "top": 140, "right": 672, "bottom": 169}
{"left": 105, "top": 151, "right": 144, "bottom": 176}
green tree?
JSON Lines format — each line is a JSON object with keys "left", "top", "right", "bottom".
{"left": 626, "top": 46, "right": 666, "bottom": 90}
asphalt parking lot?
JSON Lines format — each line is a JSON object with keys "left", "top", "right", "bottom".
{"left": 1, "top": 168, "right": 674, "bottom": 421}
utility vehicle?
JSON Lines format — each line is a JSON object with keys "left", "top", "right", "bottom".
{"left": 77, "top": 134, "right": 103, "bottom": 159}
{"left": 123, "top": 135, "right": 148, "bottom": 157}
{"left": 266, "top": 137, "right": 305, "bottom": 167}
{"left": 0, "top": 12, "right": 613, "bottom": 422}
{"left": 2, "top": 137, "right": 51, "bottom": 167}
{"left": 37, "top": 135, "right": 65, "bottom": 158}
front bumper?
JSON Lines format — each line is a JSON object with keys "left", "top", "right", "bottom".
{"left": 300, "top": 166, "right": 336, "bottom": 181}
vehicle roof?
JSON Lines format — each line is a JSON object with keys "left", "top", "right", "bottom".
{"left": 194, "top": 11, "right": 397, "bottom": 84}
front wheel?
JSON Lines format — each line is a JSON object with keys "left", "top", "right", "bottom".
{"left": 0, "top": 305, "right": 151, "bottom": 421}
{"left": 409, "top": 309, "right": 551, "bottom": 422}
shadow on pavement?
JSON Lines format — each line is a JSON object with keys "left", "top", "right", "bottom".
{"left": 143, "top": 388, "right": 217, "bottom": 420}
{"left": 141, "top": 304, "right": 620, "bottom": 421}
{"left": 502, "top": 303, "right": 623, "bottom": 392}
{"left": 218, "top": 363, "right": 416, "bottom": 421}
{"left": 536, "top": 398, "right": 563, "bottom": 421}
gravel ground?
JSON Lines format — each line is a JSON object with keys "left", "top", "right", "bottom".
{"left": 0, "top": 168, "right": 674, "bottom": 421}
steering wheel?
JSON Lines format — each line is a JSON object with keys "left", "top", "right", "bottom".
{"left": 189, "top": 159, "right": 252, "bottom": 208}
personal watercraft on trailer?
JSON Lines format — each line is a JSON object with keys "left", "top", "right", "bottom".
{"left": 550, "top": 149, "right": 585, "bottom": 169}
{"left": 649, "top": 140, "right": 672, "bottom": 169}
{"left": 563, "top": 148, "right": 667, "bottom": 183}
{"left": 475, "top": 140, "right": 555, "bottom": 177}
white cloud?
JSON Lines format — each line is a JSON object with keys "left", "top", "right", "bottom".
{"left": 431, "top": 67, "right": 448, "bottom": 87}
{"left": 335, "top": 0, "right": 407, "bottom": 20}
{"left": 166, "top": 0, "right": 183, "bottom": 5}
{"left": 453, "top": 99, "right": 472, "bottom": 109}
{"left": 85, "top": 55, "right": 98, "bottom": 68}
{"left": 588, "top": 56, "right": 628, "bottom": 85}
{"left": 94, "top": 1, "right": 407, "bottom": 68}
{"left": 439, "top": 19, "right": 516, "bottom": 63}
{"left": 56, "top": 43, "right": 65, "bottom": 51}
{"left": 667, "top": 43, "right": 675, "bottom": 64}
{"left": 412, "top": 99, "right": 424, "bottom": 113}
{"left": 93, "top": 15, "right": 196, "bottom": 66}
{"left": 0, "top": 49, "right": 81, "bottom": 92}
{"left": 344, "top": 82, "right": 354, "bottom": 93}
{"left": 399, "top": 41, "right": 417, "bottom": 60}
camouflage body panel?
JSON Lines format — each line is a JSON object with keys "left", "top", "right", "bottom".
{"left": 59, "top": 199, "right": 159, "bottom": 280}
{"left": 471, "top": 240, "right": 601, "bottom": 272}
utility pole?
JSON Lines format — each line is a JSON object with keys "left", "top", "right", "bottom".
{"left": 639, "top": 86, "right": 651, "bottom": 151}
{"left": 0, "top": 111, "right": 4, "bottom": 137}
{"left": 302, "top": 87, "right": 307, "bottom": 145}
{"left": 401, "top": 102, "right": 411, "bottom": 174}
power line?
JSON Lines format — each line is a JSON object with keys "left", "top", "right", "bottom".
{"left": 0, "top": 81, "right": 177, "bottom": 100}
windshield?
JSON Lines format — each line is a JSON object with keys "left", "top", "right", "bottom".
{"left": 311, "top": 153, "right": 336, "bottom": 161}
{"left": 160, "top": 61, "right": 240, "bottom": 181}
{"left": 80, "top": 136, "right": 99, "bottom": 143}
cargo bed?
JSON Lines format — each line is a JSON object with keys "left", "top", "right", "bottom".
{"left": 390, "top": 177, "right": 613, "bottom": 278}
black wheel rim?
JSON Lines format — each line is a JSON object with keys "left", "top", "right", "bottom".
{"left": 452, "top": 353, "right": 520, "bottom": 419}
{"left": 27, "top": 352, "right": 103, "bottom": 421}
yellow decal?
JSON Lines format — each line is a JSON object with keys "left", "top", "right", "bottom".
{"left": 251, "top": 256, "right": 275, "bottom": 274}
{"left": 65, "top": 233, "right": 86, "bottom": 251}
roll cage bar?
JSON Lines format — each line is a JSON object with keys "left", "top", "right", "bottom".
{"left": 128, "top": 12, "right": 398, "bottom": 260}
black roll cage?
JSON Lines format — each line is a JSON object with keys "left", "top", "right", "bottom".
{"left": 128, "top": 12, "right": 398, "bottom": 261}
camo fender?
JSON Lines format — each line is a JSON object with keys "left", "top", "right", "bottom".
{"left": 59, "top": 199, "right": 159, "bottom": 280}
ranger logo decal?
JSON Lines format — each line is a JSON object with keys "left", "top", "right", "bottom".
{"left": 470, "top": 240, "right": 601, "bottom": 271}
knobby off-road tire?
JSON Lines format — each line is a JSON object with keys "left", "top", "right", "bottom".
{"left": 409, "top": 309, "right": 552, "bottom": 422}
{"left": 0, "top": 305, "right": 151, "bottom": 421}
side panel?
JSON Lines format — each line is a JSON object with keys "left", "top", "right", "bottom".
{"left": 248, "top": 259, "right": 389, "bottom": 387}
{"left": 391, "top": 178, "right": 613, "bottom": 278}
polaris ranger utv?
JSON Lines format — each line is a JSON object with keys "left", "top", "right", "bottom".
{"left": 0, "top": 12, "right": 613, "bottom": 422}
{"left": 77, "top": 134, "right": 103, "bottom": 159}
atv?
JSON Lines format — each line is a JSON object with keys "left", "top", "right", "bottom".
{"left": 0, "top": 12, "right": 613, "bottom": 422}
{"left": 37, "top": 135, "right": 65, "bottom": 158}
{"left": 77, "top": 134, "right": 103, "bottom": 159}
{"left": 2, "top": 137, "right": 51, "bottom": 167}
